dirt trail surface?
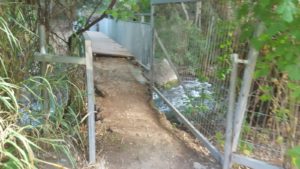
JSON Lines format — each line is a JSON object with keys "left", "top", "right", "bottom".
{"left": 93, "top": 57, "right": 220, "bottom": 169}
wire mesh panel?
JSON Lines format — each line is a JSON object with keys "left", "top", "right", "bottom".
{"left": 151, "top": 1, "right": 300, "bottom": 168}
{"left": 151, "top": 0, "right": 235, "bottom": 151}
{"left": 236, "top": 73, "right": 300, "bottom": 167}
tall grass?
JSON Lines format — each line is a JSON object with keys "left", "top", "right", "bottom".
{"left": 0, "top": 3, "right": 86, "bottom": 169}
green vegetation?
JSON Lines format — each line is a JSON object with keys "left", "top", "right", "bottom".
{"left": 234, "top": 0, "right": 300, "bottom": 167}
{"left": 154, "top": 0, "right": 300, "bottom": 167}
{"left": 1, "top": 0, "right": 300, "bottom": 168}
{"left": 0, "top": 3, "right": 86, "bottom": 169}
{"left": 154, "top": 1, "right": 234, "bottom": 82}
{"left": 155, "top": 6, "right": 207, "bottom": 75}
{"left": 288, "top": 146, "right": 300, "bottom": 168}
{"left": 0, "top": 0, "right": 151, "bottom": 168}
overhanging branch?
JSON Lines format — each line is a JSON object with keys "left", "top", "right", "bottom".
{"left": 74, "top": 0, "right": 116, "bottom": 35}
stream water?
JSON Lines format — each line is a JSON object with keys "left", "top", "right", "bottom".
{"left": 152, "top": 79, "right": 216, "bottom": 121}
{"left": 18, "top": 88, "right": 69, "bottom": 127}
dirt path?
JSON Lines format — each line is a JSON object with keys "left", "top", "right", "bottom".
{"left": 93, "top": 57, "right": 220, "bottom": 169}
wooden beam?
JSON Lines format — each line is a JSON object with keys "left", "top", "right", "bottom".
{"left": 34, "top": 53, "right": 86, "bottom": 65}
{"left": 232, "top": 154, "right": 283, "bottom": 169}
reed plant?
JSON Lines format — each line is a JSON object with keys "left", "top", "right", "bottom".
{"left": 0, "top": 3, "right": 86, "bottom": 169}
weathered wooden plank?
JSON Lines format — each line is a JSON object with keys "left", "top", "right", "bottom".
{"left": 84, "top": 37, "right": 96, "bottom": 163}
{"left": 232, "top": 154, "right": 283, "bottom": 169}
{"left": 34, "top": 53, "right": 86, "bottom": 65}
{"left": 86, "top": 31, "right": 134, "bottom": 57}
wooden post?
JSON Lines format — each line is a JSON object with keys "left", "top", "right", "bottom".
{"left": 84, "top": 34, "right": 96, "bottom": 163}
{"left": 232, "top": 23, "right": 265, "bottom": 151}
{"left": 223, "top": 54, "right": 239, "bottom": 169}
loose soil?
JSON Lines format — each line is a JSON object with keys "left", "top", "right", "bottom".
{"left": 93, "top": 57, "right": 220, "bottom": 169}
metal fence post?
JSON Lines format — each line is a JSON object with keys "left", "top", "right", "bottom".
{"left": 150, "top": 5, "right": 155, "bottom": 88}
{"left": 141, "top": 15, "right": 145, "bottom": 23}
{"left": 223, "top": 54, "right": 239, "bottom": 169}
{"left": 232, "top": 23, "right": 265, "bottom": 151}
{"left": 38, "top": 24, "right": 49, "bottom": 113}
{"left": 84, "top": 35, "right": 96, "bottom": 163}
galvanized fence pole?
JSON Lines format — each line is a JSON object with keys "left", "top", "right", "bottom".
{"left": 150, "top": 5, "right": 155, "bottom": 88}
{"left": 152, "top": 86, "right": 223, "bottom": 162}
{"left": 39, "top": 25, "right": 47, "bottom": 55}
{"left": 38, "top": 24, "right": 49, "bottom": 113}
{"left": 84, "top": 34, "right": 96, "bottom": 163}
{"left": 232, "top": 23, "right": 265, "bottom": 151}
{"left": 223, "top": 54, "right": 239, "bottom": 169}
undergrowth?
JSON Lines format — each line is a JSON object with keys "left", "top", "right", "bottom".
{"left": 0, "top": 3, "right": 87, "bottom": 169}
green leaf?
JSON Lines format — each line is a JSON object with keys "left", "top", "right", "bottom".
{"left": 254, "top": 61, "right": 270, "bottom": 78}
{"left": 288, "top": 146, "right": 300, "bottom": 168}
{"left": 260, "top": 94, "right": 272, "bottom": 101}
{"left": 260, "top": 0, "right": 272, "bottom": 8}
{"left": 284, "top": 64, "right": 300, "bottom": 80}
{"left": 238, "top": 4, "right": 249, "bottom": 19}
{"left": 276, "top": 0, "right": 297, "bottom": 22}
{"left": 287, "top": 82, "right": 300, "bottom": 100}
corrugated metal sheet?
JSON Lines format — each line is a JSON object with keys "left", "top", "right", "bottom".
{"left": 90, "top": 18, "right": 152, "bottom": 69}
